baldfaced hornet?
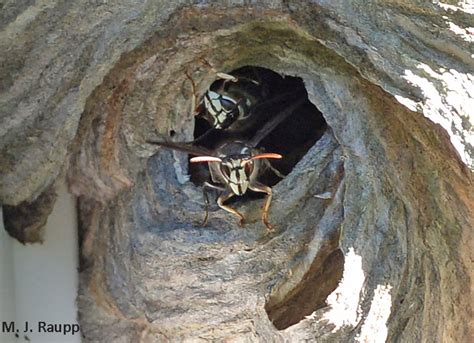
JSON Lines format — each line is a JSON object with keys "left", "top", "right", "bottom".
{"left": 201, "top": 75, "right": 262, "bottom": 131}
{"left": 148, "top": 98, "right": 305, "bottom": 230}
{"left": 188, "top": 64, "right": 303, "bottom": 142}
{"left": 151, "top": 140, "right": 282, "bottom": 230}
{"left": 191, "top": 60, "right": 264, "bottom": 131}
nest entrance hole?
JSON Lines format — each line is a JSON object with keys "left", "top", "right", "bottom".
{"left": 189, "top": 66, "right": 327, "bottom": 197}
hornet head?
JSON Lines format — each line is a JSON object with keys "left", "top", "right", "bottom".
{"left": 190, "top": 151, "right": 282, "bottom": 196}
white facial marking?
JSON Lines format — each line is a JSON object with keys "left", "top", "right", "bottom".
{"left": 223, "top": 159, "right": 249, "bottom": 195}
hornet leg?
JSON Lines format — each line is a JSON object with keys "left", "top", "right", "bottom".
{"left": 249, "top": 182, "right": 274, "bottom": 231}
{"left": 184, "top": 70, "right": 201, "bottom": 115}
{"left": 199, "top": 58, "right": 238, "bottom": 83}
{"left": 217, "top": 189, "right": 245, "bottom": 227}
{"left": 263, "top": 159, "right": 286, "bottom": 179}
{"left": 202, "top": 182, "right": 226, "bottom": 226}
